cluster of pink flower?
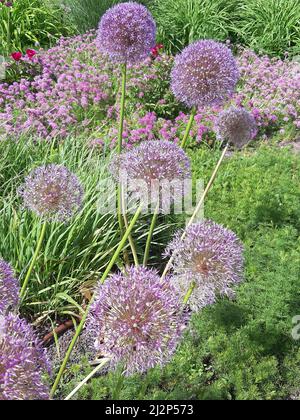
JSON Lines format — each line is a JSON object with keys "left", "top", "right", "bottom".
{"left": 104, "top": 48, "right": 300, "bottom": 148}
{"left": 0, "top": 32, "right": 299, "bottom": 143}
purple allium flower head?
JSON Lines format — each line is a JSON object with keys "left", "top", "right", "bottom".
{"left": 18, "top": 164, "right": 84, "bottom": 222}
{"left": 165, "top": 220, "right": 244, "bottom": 311}
{"left": 87, "top": 266, "right": 189, "bottom": 375}
{"left": 110, "top": 140, "right": 191, "bottom": 211}
{"left": 215, "top": 106, "right": 257, "bottom": 148}
{"left": 0, "top": 260, "right": 19, "bottom": 314}
{"left": 0, "top": 313, "right": 50, "bottom": 400}
{"left": 171, "top": 40, "right": 239, "bottom": 108}
{"left": 96, "top": 2, "right": 156, "bottom": 64}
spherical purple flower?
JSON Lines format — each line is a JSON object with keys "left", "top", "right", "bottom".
{"left": 171, "top": 40, "right": 239, "bottom": 108}
{"left": 215, "top": 107, "right": 257, "bottom": 148}
{"left": 96, "top": 2, "right": 156, "bottom": 64}
{"left": 87, "top": 266, "right": 189, "bottom": 375}
{"left": 0, "top": 260, "right": 19, "bottom": 314}
{"left": 0, "top": 313, "right": 50, "bottom": 400}
{"left": 18, "top": 164, "right": 84, "bottom": 222}
{"left": 110, "top": 140, "right": 191, "bottom": 211}
{"left": 165, "top": 220, "right": 244, "bottom": 311}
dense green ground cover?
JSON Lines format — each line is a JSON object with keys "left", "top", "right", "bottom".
{"left": 53, "top": 145, "right": 300, "bottom": 400}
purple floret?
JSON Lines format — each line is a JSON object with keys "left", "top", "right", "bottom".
{"left": 0, "top": 259, "right": 19, "bottom": 314}
{"left": 87, "top": 266, "right": 189, "bottom": 375}
{"left": 96, "top": 2, "right": 156, "bottom": 64}
{"left": 0, "top": 313, "right": 50, "bottom": 400}
{"left": 171, "top": 40, "right": 239, "bottom": 108}
{"left": 166, "top": 220, "right": 244, "bottom": 311}
{"left": 18, "top": 164, "right": 84, "bottom": 222}
{"left": 215, "top": 106, "right": 257, "bottom": 148}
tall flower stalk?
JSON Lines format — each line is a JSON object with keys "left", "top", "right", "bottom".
{"left": 50, "top": 205, "right": 142, "bottom": 398}
{"left": 20, "top": 222, "right": 47, "bottom": 298}
{"left": 96, "top": 2, "right": 156, "bottom": 263}
{"left": 143, "top": 203, "right": 159, "bottom": 266}
{"left": 181, "top": 106, "right": 197, "bottom": 149}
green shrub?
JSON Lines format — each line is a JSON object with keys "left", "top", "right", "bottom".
{"left": 63, "top": 0, "right": 153, "bottom": 33}
{"left": 150, "top": 0, "right": 300, "bottom": 57}
{"left": 236, "top": 0, "right": 300, "bottom": 57}
{"left": 151, "top": 0, "right": 237, "bottom": 54}
{"left": 0, "top": 0, "right": 74, "bottom": 56}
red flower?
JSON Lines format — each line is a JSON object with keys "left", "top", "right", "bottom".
{"left": 11, "top": 52, "right": 22, "bottom": 61}
{"left": 151, "top": 47, "right": 159, "bottom": 58}
{"left": 26, "top": 49, "right": 36, "bottom": 59}
{"left": 150, "top": 44, "right": 164, "bottom": 59}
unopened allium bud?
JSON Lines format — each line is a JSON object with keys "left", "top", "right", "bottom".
{"left": 0, "top": 313, "right": 50, "bottom": 400}
{"left": 87, "top": 266, "right": 189, "bottom": 375}
{"left": 18, "top": 164, "right": 84, "bottom": 222}
{"left": 166, "top": 221, "right": 244, "bottom": 311}
{"left": 215, "top": 107, "right": 257, "bottom": 148}
{"left": 171, "top": 40, "right": 239, "bottom": 108}
{"left": 0, "top": 259, "right": 19, "bottom": 314}
{"left": 96, "top": 2, "right": 156, "bottom": 64}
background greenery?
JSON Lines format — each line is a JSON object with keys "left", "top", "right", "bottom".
{"left": 151, "top": 0, "right": 300, "bottom": 56}
{"left": 0, "top": 0, "right": 75, "bottom": 56}
{"left": 63, "top": 0, "right": 300, "bottom": 57}
{"left": 58, "top": 145, "right": 300, "bottom": 400}
{"left": 2, "top": 0, "right": 299, "bottom": 57}
{"left": 0, "top": 135, "right": 178, "bottom": 322}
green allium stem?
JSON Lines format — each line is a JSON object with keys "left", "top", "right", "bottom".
{"left": 183, "top": 281, "right": 196, "bottom": 305}
{"left": 117, "top": 63, "right": 127, "bottom": 154}
{"left": 116, "top": 63, "right": 130, "bottom": 265}
{"left": 50, "top": 205, "right": 142, "bottom": 398}
{"left": 143, "top": 204, "right": 159, "bottom": 266}
{"left": 20, "top": 222, "right": 47, "bottom": 298}
{"left": 122, "top": 185, "right": 139, "bottom": 266}
{"left": 181, "top": 106, "right": 196, "bottom": 149}
{"left": 161, "top": 143, "right": 229, "bottom": 280}
{"left": 64, "top": 358, "right": 111, "bottom": 401}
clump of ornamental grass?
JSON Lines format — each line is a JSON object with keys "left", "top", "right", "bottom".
{"left": 0, "top": 259, "right": 19, "bottom": 314}
{"left": 18, "top": 164, "right": 84, "bottom": 298}
{"left": 0, "top": 313, "right": 50, "bottom": 400}
{"left": 96, "top": 2, "right": 156, "bottom": 65}
{"left": 166, "top": 220, "right": 244, "bottom": 311}
{"left": 87, "top": 266, "right": 189, "bottom": 376}
{"left": 215, "top": 106, "right": 257, "bottom": 148}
